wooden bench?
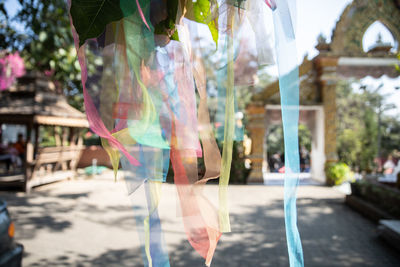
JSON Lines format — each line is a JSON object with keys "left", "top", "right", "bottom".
{"left": 25, "top": 144, "right": 83, "bottom": 189}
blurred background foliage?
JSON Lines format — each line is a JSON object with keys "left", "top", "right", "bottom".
{"left": 0, "top": 0, "right": 102, "bottom": 111}
{"left": 325, "top": 162, "right": 354, "bottom": 186}
{"left": 336, "top": 80, "right": 400, "bottom": 173}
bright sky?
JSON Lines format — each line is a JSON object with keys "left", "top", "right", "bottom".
{"left": 353, "top": 76, "right": 400, "bottom": 117}
{"left": 3, "top": 0, "right": 18, "bottom": 17}
{"left": 296, "top": 0, "right": 352, "bottom": 59}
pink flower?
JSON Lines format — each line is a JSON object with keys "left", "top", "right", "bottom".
{"left": 44, "top": 69, "right": 55, "bottom": 77}
{"left": 0, "top": 52, "right": 26, "bottom": 91}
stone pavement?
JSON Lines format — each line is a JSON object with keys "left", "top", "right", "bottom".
{"left": 0, "top": 174, "right": 399, "bottom": 267}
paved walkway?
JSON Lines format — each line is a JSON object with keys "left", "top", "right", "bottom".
{"left": 1, "top": 174, "right": 399, "bottom": 267}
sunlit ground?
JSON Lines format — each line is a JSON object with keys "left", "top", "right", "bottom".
{"left": 1, "top": 171, "right": 399, "bottom": 267}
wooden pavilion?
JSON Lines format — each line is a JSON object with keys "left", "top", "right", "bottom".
{"left": 0, "top": 73, "right": 88, "bottom": 191}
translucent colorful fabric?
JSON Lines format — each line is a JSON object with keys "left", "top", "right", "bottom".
{"left": 68, "top": 0, "right": 303, "bottom": 266}
{"left": 271, "top": 1, "right": 304, "bottom": 266}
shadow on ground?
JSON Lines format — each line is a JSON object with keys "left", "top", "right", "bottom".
{"left": 168, "top": 197, "right": 400, "bottom": 267}
{"left": 26, "top": 248, "right": 143, "bottom": 267}
{"left": 0, "top": 190, "right": 135, "bottom": 241}
{"left": 1, "top": 188, "right": 400, "bottom": 266}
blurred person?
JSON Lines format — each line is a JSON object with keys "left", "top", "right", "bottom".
{"left": 13, "top": 133, "right": 25, "bottom": 160}
{"left": 0, "top": 142, "right": 12, "bottom": 172}
{"left": 300, "top": 146, "right": 310, "bottom": 173}
{"left": 393, "top": 161, "right": 400, "bottom": 179}
{"left": 383, "top": 155, "right": 395, "bottom": 174}
{"left": 270, "top": 152, "right": 282, "bottom": 172}
{"left": 7, "top": 142, "right": 22, "bottom": 167}
{"left": 0, "top": 142, "right": 21, "bottom": 172}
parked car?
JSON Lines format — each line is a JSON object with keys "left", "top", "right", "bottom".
{"left": 0, "top": 199, "right": 23, "bottom": 267}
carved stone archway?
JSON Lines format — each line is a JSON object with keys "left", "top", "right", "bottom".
{"left": 330, "top": 0, "right": 400, "bottom": 56}
{"left": 246, "top": 0, "right": 400, "bottom": 183}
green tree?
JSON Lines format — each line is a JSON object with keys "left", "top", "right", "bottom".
{"left": 336, "top": 81, "right": 380, "bottom": 172}
{"left": 380, "top": 115, "right": 400, "bottom": 157}
{"left": 0, "top": 2, "right": 21, "bottom": 49}
{"left": 265, "top": 124, "right": 311, "bottom": 163}
{"left": 0, "top": 0, "right": 100, "bottom": 111}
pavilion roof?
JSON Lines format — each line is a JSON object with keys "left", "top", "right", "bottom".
{"left": 0, "top": 73, "right": 88, "bottom": 128}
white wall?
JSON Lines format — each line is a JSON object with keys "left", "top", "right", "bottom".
{"left": 1, "top": 124, "right": 27, "bottom": 145}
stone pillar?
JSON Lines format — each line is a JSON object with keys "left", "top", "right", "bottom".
{"left": 316, "top": 56, "right": 339, "bottom": 164}
{"left": 246, "top": 104, "right": 266, "bottom": 183}
{"left": 322, "top": 82, "right": 338, "bottom": 163}
{"left": 309, "top": 107, "right": 326, "bottom": 182}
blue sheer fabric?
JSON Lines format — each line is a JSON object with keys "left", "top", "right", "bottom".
{"left": 272, "top": 0, "right": 304, "bottom": 266}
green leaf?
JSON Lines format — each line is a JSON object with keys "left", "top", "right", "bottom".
{"left": 170, "top": 30, "right": 179, "bottom": 41}
{"left": 153, "top": 0, "right": 179, "bottom": 41}
{"left": 185, "top": 0, "right": 219, "bottom": 45}
{"left": 207, "top": 19, "right": 218, "bottom": 46}
{"left": 70, "top": 0, "right": 124, "bottom": 46}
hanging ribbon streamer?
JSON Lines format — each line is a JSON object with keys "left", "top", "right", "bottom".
{"left": 219, "top": 11, "right": 235, "bottom": 233}
{"left": 265, "top": 0, "right": 277, "bottom": 10}
{"left": 269, "top": 0, "right": 304, "bottom": 266}
{"left": 246, "top": 0, "right": 275, "bottom": 66}
{"left": 67, "top": 0, "right": 299, "bottom": 266}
